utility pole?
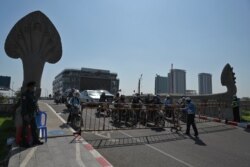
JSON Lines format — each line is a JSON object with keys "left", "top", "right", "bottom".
{"left": 171, "top": 64, "right": 174, "bottom": 94}
{"left": 138, "top": 74, "right": 143, "bottom": 94}
{"left": 12, "top": 82, "right": 14, "bottom": 97}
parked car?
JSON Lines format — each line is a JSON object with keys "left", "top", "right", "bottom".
{"left": 80, "top": 90, "right": 114, "bottom": 103}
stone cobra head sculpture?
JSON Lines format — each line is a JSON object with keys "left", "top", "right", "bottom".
{"left": 4, "top": 11, "right": 62, "bottom": 97}
{"left": 221, "top": 63, "right": 237, "bottom": 96}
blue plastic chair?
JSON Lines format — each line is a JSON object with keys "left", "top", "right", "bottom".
{"left": 36, "top": 111, "right": 48, "bottom": 142}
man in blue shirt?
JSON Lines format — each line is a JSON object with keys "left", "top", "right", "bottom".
{"left": 183, "top": 97, "right": 198, "bottom": 137}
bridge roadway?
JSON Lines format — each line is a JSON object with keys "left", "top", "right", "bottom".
{"left": 43, "top": 100, "right": 250, "bottom": 167}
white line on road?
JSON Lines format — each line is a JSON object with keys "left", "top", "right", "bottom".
{"left": 20, "top": 146, "right": 37, "bottom": 167}
{"left": 119, "top": 131, "right": 194, "bottom": 167}
{"left": 76, "top": 143, "right": 86, "bottom": 167}
{"left": 94, "top": 131, "right": 111, "bottom": 138}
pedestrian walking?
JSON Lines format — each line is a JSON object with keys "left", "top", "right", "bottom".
{"left": 182, "top": 97, "right": 198, "bottom": 137}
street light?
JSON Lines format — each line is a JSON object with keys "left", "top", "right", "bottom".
{"left": 138, "top": 74, "right": 143, "bottom": 94}
{"left": 12, "top": 82, "right": 14, "bottom": 97}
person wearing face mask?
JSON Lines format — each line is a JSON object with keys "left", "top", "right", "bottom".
{"left": 21, "top": 81, "right": 43, "bottom": 147}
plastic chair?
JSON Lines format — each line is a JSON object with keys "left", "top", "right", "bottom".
{"left": 36, "top": 111, "right": 47, "bottom": 142}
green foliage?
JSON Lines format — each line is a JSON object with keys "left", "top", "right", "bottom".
{"left": 241, "top": 97, "right": 250, "bottom": 101}
{"left": 0, "top": 117, "right": 15, "bottom": 161}
{"left": 0, "top": 93, "right": 7, "bottom": 104}
{"left": 241, "top": 110, "right": 250, "bottom": 122}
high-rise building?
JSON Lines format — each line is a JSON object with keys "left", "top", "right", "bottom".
{"left": 186, "top": 90, "right": 197, "bottom": 96}
{"left": 155, "top": 75, "right": 168, "bottom": 94}
{"left": 168, "top": 69, "right": 186, "bottom": 95}
{"left": 53, "top": 67, "right": 119, "bottom": 94}
{"left": 198, "top": 73, "right": 212, "bottom": 95}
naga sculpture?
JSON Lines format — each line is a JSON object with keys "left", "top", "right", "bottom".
{"left": 4, "top": 11, "right": 62, "bottom": 97}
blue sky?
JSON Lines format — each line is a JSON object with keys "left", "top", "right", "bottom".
{"left": 0, "top": 0, "right": 250, "bottom": 97}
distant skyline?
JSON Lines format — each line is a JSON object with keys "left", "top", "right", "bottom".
{"left": 0, "top": 0, "right": 250, "bottom": 97}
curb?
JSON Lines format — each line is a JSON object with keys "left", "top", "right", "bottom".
{"left": 75, "top": 135, "right": 113, "bottom": 167}
{"left": 197, "top": 115, "right": 250, "bottom": 130}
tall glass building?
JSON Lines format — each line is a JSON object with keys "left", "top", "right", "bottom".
{"left": 167, "top": 69, "right": 186, "bottom": 95}
{"left": 155, "top": 75, "right": 168, "bottom": 95}
{"left": 198, "top": 73, "right": 212, "bottom": 95}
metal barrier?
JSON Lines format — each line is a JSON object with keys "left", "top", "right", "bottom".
{"left": 79, "top": 102, "right": 239, "bottom": 132}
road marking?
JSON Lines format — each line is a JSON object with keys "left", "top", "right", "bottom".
{"left": 41, "top": 102, "right": 76, "bottom": 133}
{"left": 94, "top": 131, "right": 111, "bottom": 138}
{"left": 119, "top": 131, "right": 194, "bottom": 167}
{"left": 76, "top": 142, "right": 86, "bottom": 167}
{"left": 20, "top": 147, "right": 37, "bottom": 167}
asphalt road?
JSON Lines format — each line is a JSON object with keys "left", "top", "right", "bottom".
{"left": 43, "top": 100, "right": 250, "bottom": 167}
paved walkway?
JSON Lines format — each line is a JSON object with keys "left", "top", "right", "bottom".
{"left": 8, "top": 102, "right": 112, "bottom": 167}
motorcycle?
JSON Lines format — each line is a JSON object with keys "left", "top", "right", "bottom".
{"left": 111, "top": 103, "right": 137, "bottom": 127}
{"left": 69, "top": 104, "right": 83, "bottom": 130}
{"left": 140, "top": 104, "right": 165, "bottom": 128}
{"left": 96, "top": 102, "right": 111, "bottom": 117}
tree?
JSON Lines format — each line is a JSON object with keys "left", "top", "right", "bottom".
{"left": 241, "top": 97, "right": 250, "bottom": 101}
{"left": 0, "top": 92, "right": 7, "bottom": 104}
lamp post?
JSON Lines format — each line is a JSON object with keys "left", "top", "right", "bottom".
{"left": 11, "top": 82, "right": 14, "bottom": 97}
{"left": 138, "top": 74, "right": 143, "bottom": 94}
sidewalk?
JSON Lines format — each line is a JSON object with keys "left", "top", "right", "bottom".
{"left": 8, "top": 102, "right": 112, "bottom": 167}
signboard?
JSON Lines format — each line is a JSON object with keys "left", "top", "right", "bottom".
{"left": 0, "top": 76, "right": 11, "bottom": 90}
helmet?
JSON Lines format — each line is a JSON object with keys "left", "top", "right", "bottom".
{"left": 120, "top": 95, "right": 125, "bottom": 101}
{"left": 73, "top": 90, "right": 80, "bottom": 97}
{"left": 185, "top": 97, "right": 191, "bottom": 102}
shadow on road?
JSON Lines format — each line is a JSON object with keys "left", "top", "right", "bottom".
{"left": 85, "top": 124, "right": 235, "bottom": 149}
{"left": 244, "top": 128, "right": 250, "bottom": 133}
{"left": 87, "top": 132, "right": 187, "bottom": 149}
{"left": 187, "top": 135, "right": 207, "bottom": 146}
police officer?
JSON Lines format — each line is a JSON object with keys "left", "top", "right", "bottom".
{"left": 21, "top": 81, "right": 43, "bottom": 147}
{"left": 183, "top": 97, "right": 198, "bottom": 137}
{"left": 232, "top": 95, "right": 240, "bottom": 122}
